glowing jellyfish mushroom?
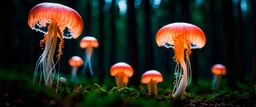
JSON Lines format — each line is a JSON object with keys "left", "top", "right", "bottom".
{"left": 141, "top": 70, "right": 163, "bottom": 95}
{"left": 69, "top": 56, "right": 84, "bottom": 83}
{"left": 80, "top": 36, "right": 99, "bottom": 76}
{"left": 156, "top": 22, "right": 206, "bottom": 99}
{"left": 211, "top": 64, "right": 226, "bottom": 90}
{"left": 28, "top": 2, "right": 83, "bottom": 87}
{"left": 110, "top": 62, "right": 133, "bottom": 88}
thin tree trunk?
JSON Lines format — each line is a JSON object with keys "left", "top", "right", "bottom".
{"left": 238, "top": 0, "right": 245, "bottom": 82}
{"left": 222, "top": 0, "right": 237, "bottom": 90}
{"left": 210, "top": 0, "right": 217, "bottom": 64}
{"left": 252, "top": 0, "right": 256, "bottom": 84}
{"left": 98, "top": 0, "right": 105, "bottom": 83}
{"left": 110, "top": 0, "right": 116, "bottom": 64}
{"left": 144, "top": 0, "right": 153, "bottom": 70}
{"left": 1, "top": 0, "right": 14, "bottom": 69}
{"left": 127, "top": 0, "right": 139, "bottom": 86}
{"left": 85, "top": 0, "right": 92, "bottom": 35}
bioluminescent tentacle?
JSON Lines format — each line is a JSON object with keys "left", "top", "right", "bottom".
{"left": 55, "top": 26, "right": 64, "bottom": 93}
{"left": 71, "top": 67, "right": 78, "bottom": 83}
{"left": 172, "top": 60, "right": 187, "bottom": 99}
{"left": 82, "top": 47, "right": 93, "bottom": 75}
{"left": 33, "top": 33, "right": 52, "bottom": 85}
{"left": 45, "top": 22, "right": 58, "bottom": 87}
{"left": 172, "top": 63, "right": 183, "bottom": 96}
{"left": 185, "top": 40, "right": 192, "bottom": 86}
{"left": 81, "top": 51, "right": 87, "bottom": 76}
{"left": 186, "top": 57, "right": 192, "bottom": 86}
{"left": 171, "top": 36, "right": 188, "bottom": 99}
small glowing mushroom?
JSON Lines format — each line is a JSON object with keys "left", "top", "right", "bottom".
{"left": 80, "top": 36, "right": 99, "bottom": 76}
{"left": 156, "top": 22, "right": 206, "bottom": 99}
{"left": 69, "top": 56, "right": 84, "bottom": 83}
{"left": 141, "top": 70, "right": 163, "bottom": 95}
{"left": 110, "top": 62, "right": 133, "bottom": 88}
{"left": 28, "top": 2, "right": 83, "bottom": 87}
{"left": 211, "top": 64, "right": 226, "bottom": 90}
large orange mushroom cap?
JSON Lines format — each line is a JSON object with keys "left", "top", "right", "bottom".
{"left": 141, "top": 70, "right": 163, "bottom": 84}
{"left": 28, "top": 2, "right": 83, "bottom": 39}
{"left": 211, "top": 64, "right": 226, "bottom": 75}
{"left": 80, "top": 36, "right": 99, "bottom": 49}
{"left": 156, "top": 22, "right": 206, "bottom": 49}
{"left": 69, "top": 56, "right": 84, "bottom": 67}
{"left": 110, "top": 62, "right": 133, "bottom": 77}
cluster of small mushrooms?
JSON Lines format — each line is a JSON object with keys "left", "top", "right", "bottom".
{"left": 28, "top": 2, "right": 226, "bottom": 100}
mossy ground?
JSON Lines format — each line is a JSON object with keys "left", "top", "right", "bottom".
{"left": 0, "top": 68, "right": 255, "bottom": 107}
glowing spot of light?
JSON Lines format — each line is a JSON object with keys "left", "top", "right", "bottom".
{"left": 118, "top": 0, "right": 127, "bottom": 15}
{"left": 240, "top": 0, "right": 247, "bottom": 12}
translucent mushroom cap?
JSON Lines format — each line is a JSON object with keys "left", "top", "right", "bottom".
{"left": 69, "top": 56, "right": 84, "bottom": 67}
{"left": 141, "top": 70, "right": 163, "bottom": 84}
{"left": 80, "top": 36, "right": 99, "bottom": 49}
{"left": 28, "top": 2, "right": 83, "bottom": 39}
{"left": 211, "top": 64, "right": 226, "bottom": 75}
{"left": 156, "top": 22, "right": 206, "bottom": 49}
{"left": 110, "top": 62, "right": 133, "bottom": 77}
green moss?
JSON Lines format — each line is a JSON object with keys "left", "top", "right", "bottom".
{"left": 0, "top": 69, "right": 255, "bottom": 106}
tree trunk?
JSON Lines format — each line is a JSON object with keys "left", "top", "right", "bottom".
{"left": 222, "top": 0, "right": 237, "bottom": 90}
{"left": 85, "top": 0, "right": 92, "bottom": 35}
{"left": 238, "top": 0, "right": 245, "bottom": 82}
{"left": 1, "top": 0, "right": 14, "bottom": 69}
{"left": 210, "top": 0, "right": 217, "bottom": 64}
{"left": 144, "top": 0, "right": 153, "bottom": 70}
{"left": 110, "top": 0, "right": 116, "bottom": 64}
{"left": 252, "top": 0, "right": 256, "bottom": 84}
{"left": 127, "top": 0, "right": 139, "bottom": 86}
{"left": 98, "top": 0, "right": 105, "bottom": 83}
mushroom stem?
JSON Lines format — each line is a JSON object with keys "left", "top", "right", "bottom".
{"left": 115, "top": 73, "right": 125, "bottom": 88}
{"left": 147, "top": 80, "right": 157, "bottom": 95}
{"left": 82, "top": 47, "right": 94, "bottom": 76}
{"left": 71, "top": 67, "right": 78, "bottom": 83}
{"left": 123, "top": 76, "right": 129, "bottom": 87}
{"left": 172, "top": 36, "right": 189, "bottom": 100}
{"left": 172, "top": 60, "right": 187, "bottom": 99}
{"left": 45, "top": 21, "right": 58, "bottom": 87}
{"left": 212, "top": 75, "right": 222, "bottom": 90}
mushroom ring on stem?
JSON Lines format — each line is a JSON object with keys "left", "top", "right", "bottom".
{"left": 141, "top": 70, "right": 163, "bottom": 95}
{"left": 156, "top": 22, "right": 206, "bottom": 100}
{"left": 110, "top": 62, "right": 134, "bottom": 88}
{"left": 28, "top": 2, "right": 83, "bottom": 87}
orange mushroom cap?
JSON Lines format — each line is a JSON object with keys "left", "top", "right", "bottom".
{"left": 141, "top": 70, "right": 163, "bottom": 84}
{"left": 110, "top": 62, "right": 133, "bottom": 77}
{"left": 28, "top": 2, "right": 83, "bottom": 39}
{"left": 69, "top": 56, "right": 84, "bottom": 67}
{"left": 80, "top": 36, "right": 99, "bottom": 49}
{"left": 211, "top": 64, "right": 226, "bottom": 75}
{"left": 156, "top": 22, "right": 206, "bottom": 49}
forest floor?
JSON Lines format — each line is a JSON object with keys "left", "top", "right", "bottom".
{"left": 0, "top": 68, "right": 255, "bottom": 107}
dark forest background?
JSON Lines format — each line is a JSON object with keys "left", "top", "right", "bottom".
{"left": 1, "top": 0, "right": 256, "bottom": 89}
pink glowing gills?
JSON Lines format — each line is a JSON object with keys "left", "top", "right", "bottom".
{"left": 28, "top": 2, "right": 83, "bottom": 87}
{"left": 69, "top": 56, "right": 84, "bottom": 83}
{"left": 80, "top": 36, "right": 99, "bottom": 76}
{"left": 156, "top": 22, "right": 206, "bottom": 100}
